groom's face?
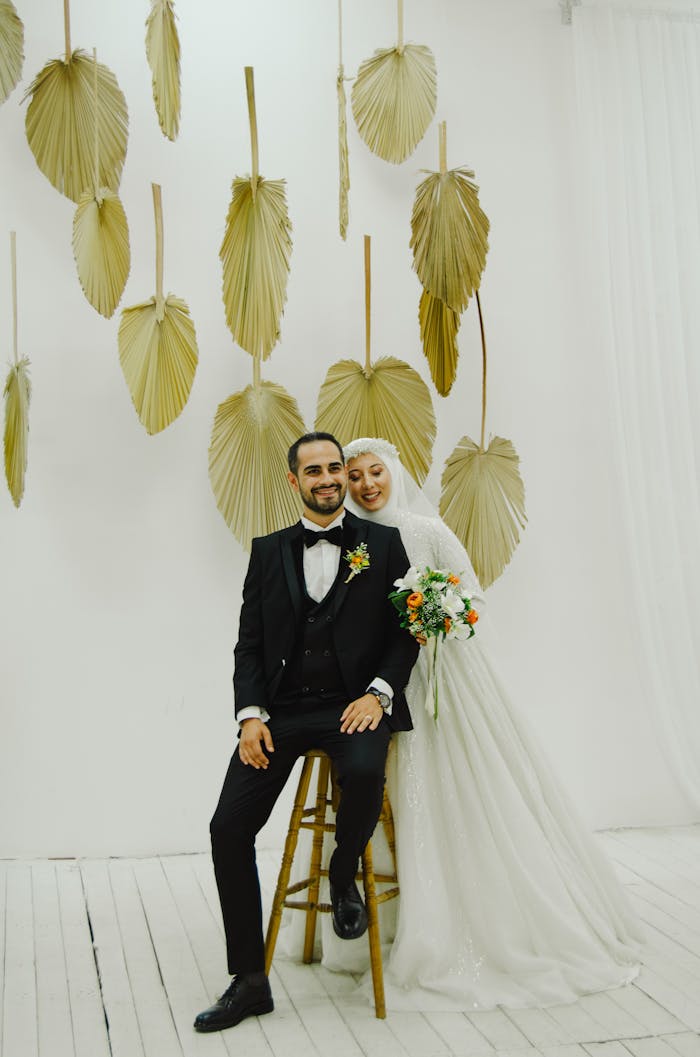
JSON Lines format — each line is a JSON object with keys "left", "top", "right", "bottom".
{"left": 288, "top": 440, "right": 347, "bottom": 519}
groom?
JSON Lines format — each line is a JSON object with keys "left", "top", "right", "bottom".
{"left": 194, "top": 432, "right": 418, "bottom": 1033}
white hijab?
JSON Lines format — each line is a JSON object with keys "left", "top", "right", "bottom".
{"left": 342, "top": 437, "right": 436, "bottom": 527}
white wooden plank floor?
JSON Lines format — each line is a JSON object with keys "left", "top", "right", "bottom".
{"left": 2, "top": 827, "right": 700, "bottom": 1057}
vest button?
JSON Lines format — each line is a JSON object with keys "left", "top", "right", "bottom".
{"left": 307, "top": 616, "right": 315, "bottom": 623}
{"left": 304, "top": 649, "right": 312, "bottom": 656}
{"left": 302, "top": 686, "right": 310, "bottom": 693}
{"left": 323, "top": 650, "right": 331, "bottom": 657}
{"left": 326, "top": 616, "right": 332, "bottom": 622}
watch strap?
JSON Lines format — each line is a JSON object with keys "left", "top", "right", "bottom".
{"left": 368, "top": 685, "right": 390, "bottom": 711}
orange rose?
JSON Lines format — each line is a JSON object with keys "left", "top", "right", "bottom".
{"left": 466, "top": 609, "right": 479, "bottom": 625}
{"left": 406, "top": 592, "right": 423, "bottom": 609}
{"left": 447, "top": 574, "right": 460, "bottom": 585}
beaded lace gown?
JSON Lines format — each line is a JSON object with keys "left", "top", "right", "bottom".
{"left": 281, "top": 492, "right": 643, "bottom": 1009}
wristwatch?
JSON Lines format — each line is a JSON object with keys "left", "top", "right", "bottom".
{"left": 368, "top": 686, "right": 391, "bottom": 711}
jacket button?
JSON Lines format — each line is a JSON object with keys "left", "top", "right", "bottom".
{"left": 307, "top": 616, "right": 315, "bottom": 623}
{"left": 323, "top": 649, "right": 331, "bottom": 657}
{"left": 304, "top": 649, "right": 312, "bottom": 656}
{"left": 302, "top": 686, "right": 310, "bottom": 693}
{"left": 326, "top": 615, "right": 332, "bottom": 622}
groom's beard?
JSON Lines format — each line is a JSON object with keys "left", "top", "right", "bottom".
{"left": 300, "top": 480, "right": 346, "bottom": 516}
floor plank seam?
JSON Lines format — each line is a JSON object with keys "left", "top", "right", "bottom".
{"left": 0, "top": 869, "right": 5, "bottom": 1057}
{"left": 132, "top": 866, "right": 169, "bottom": 998}
{"left": 53, "top": 864, "right": 79, "bottom": 1057}
{"left": 106, "top": 862, "right": 157, "bottom": 1057}
{"left": 30, "top": 867, "right": 39, "bottom": 1057}
{"left": 605, "top": 836, "right": 700, "bottom": 901}
{"left": 155, "top": 857, "right": 237, "bottom": 1050}
{"left": 79, "top": 866, "right": 115, "bottom": 1057}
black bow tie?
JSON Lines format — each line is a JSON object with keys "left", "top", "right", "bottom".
{"left": 303, "top": 526, "right": 343, "bottom": 548}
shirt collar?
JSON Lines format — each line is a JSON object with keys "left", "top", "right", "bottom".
{"left": 301, "top": 510, "right": 345, "bottom": 532}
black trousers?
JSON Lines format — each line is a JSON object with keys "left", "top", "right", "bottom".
{"left": 210, "top": 699, "right": 391, "bottom": 975}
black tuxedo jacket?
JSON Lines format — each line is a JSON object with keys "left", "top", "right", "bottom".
{"left": 233, "top": 510, "right": 418, "bottom": 732}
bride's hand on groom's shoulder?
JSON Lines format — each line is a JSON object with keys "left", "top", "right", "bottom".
{"left": 239, "top": 718, "right": 275, "bottom": 769}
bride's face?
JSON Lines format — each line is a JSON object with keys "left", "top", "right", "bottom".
{"left": 346, "top": 453, "right": 392, "bottom": 512}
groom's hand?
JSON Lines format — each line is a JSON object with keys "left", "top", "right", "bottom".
{"left": 340, "top": 693, "right": 384, "bottom": 734}
{"left": 239, "top": 718, "right": 275, "bottom": 769}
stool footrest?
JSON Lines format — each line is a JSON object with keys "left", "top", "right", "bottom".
{"left": 284, "top": 878, "right": 314, "bottom": 896}
{"left": 301, "top": 802, "right": 332, "bottom": 817}
{"left": 282, "top": 899, "right": 333, "bottom": 913}
{"left": 375, "top": 888, "right": 400, "bottom": 904}
{"left": 299, "top": 821, "right": 336, "bottom": 834}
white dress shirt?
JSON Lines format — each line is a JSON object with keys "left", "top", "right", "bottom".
{"left": 237, "top": 511, "right": 393, "bottom": 723}
{"left": 302, "top": 512, "right": 344, "bottom": 602}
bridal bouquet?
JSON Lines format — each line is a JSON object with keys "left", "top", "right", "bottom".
{"left": 390, "top": 566, "right": 478, "bottom": 720}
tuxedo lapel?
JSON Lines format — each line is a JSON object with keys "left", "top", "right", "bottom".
{"left": 280, "top": 523, "right": 304, "bottom": 623}
{"left": 332, "top": 512, "right": 370, "bottom": 618}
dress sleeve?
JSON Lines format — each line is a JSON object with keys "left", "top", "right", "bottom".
{"left": 433, "top": 518, "right": 486, "bottom": 612}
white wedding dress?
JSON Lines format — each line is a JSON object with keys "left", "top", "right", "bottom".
{"left": 279, "top": 445, "right": 643, "bottom": 1010}
{"left": 376, "top": 509, "right": 642, "bottom": 1008}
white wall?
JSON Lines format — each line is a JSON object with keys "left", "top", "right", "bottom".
{"left": 0, "top": 0, "right": 694, "bottom": 859}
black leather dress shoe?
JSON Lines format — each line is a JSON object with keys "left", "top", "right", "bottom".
{"left": 330, "top": 879, "right": 368, "bottom": 939}
{"left": 193, "top": 975, "right": 273, "bottom": 1033}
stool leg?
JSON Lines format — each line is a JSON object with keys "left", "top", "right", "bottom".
{"left": 264, "top": 756, "right": 315, "bottom": 974}
{"left": 381, "top": 793, "right": 398, "bottom": 879}
{"left": 361, "top": 840, "right": 386, "bottom": 1019}
{"left": 303, "top": 755, "right": 331, "bottom": 963}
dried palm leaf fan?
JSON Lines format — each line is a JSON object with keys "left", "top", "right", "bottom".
{"left": 118, "top": 184, "right": 198, "bottom": 434}
{"left": 351, "top": 0, "right": 436, "bottom": 164}
{"left": 412, "top": 122, "right": 489, "bottom": 395}
{"left": 440, "top": 293, "right": 526, "bottom": 589}
{"left": 4, "top": 233, "right": 31, "bottom": 507}
{"left": 316, "top": 235, "right": 436, "bottom": 484}
{"left": 419, "top": 288, "right": 460, "bottom": 396}
{"left": 209, "top": 380, "right": 305, "bottom": 550}
{"left": 210, "top": 67, "right": 303, "bottom": 550}
{"left": 0, "top": 0, "right": 24, "bottom": 105}
{"left": 23, "top": 0, "right": 128, "bottom": 203}
{"left": 72, "top": 50, "right": 130, "bottom": 318}
{"left": 337, "top": 0, "right": 350, "bottom": 239}
{"left": 220, "top": 67, "right": 292, "bottom": 358}
{"left": 145, "top": 0, "right": 181, "bottom": 141}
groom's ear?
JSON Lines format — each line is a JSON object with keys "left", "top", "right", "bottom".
{"left": 287, "top": 470, "right": 300, "bottom": 493}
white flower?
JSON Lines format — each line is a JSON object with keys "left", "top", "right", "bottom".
{"left": 442, "top": 589, "right": 466, "bottom": 619}
{"left": 393, "top": 566, "right": 422, "bottom": 592}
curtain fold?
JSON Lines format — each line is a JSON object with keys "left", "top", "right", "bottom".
{"left": 572, "top": 1, "right": 700, "bottom": 809}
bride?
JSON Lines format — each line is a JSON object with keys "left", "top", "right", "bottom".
{"left": 335, "top": 435, "right": 644, "bottom": 1009}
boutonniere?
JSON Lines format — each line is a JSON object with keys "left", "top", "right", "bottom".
{"left": 344, "top": 542, "right": 370, "bottom": 583}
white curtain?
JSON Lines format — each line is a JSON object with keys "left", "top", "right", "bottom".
{"left": 572, "top": 1, "right": 700, "bottom": 809}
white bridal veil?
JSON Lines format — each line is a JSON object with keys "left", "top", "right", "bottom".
{"left": 342, "top": 437, "right": 436, "bottom": 525}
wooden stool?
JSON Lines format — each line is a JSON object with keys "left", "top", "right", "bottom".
{"left": 264, "top": 749, "right": 399, "bottom": 1018}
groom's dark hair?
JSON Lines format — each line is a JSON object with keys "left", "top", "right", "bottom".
{"left": 287, "top": 432, "right": 345, "bottom": 475}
